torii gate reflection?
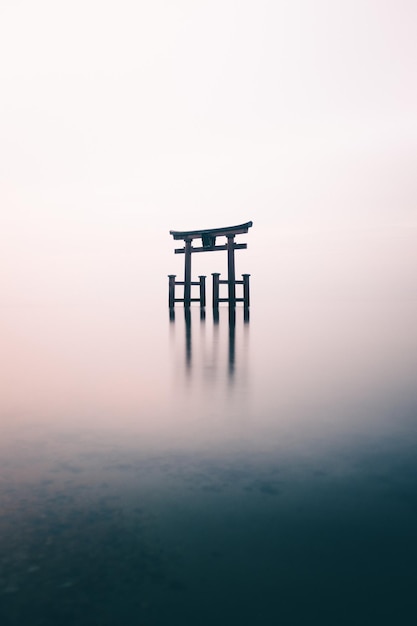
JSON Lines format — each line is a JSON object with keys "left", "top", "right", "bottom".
{"left": 169, "top": 306, "right": 249, "bottom": 383}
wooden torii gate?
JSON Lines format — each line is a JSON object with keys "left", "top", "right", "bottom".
{"left": 168, "top": 221, "right": 253, "bottom": 308}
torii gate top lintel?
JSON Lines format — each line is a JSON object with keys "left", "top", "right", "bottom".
{"left": 169, "top": 220, "right": 253, "bottom": 242}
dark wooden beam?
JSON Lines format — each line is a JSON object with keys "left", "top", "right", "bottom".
{"left": 170, "top": 220, "right": 253, "bottom": 241}
{"left": 174, "top": 243, "right": 247, "bottom": 254}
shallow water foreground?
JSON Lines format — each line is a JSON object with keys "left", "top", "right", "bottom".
{"left": 1, "top": 301, "right": 416, "bottom": 625}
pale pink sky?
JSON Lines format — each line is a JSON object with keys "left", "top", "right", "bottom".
{"left": 0, "top": 0, "right": 416, "bottom": 306}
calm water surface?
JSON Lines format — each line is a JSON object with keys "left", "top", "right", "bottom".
{"left": 1, "top": 298, "right": 416, "bottom": 625}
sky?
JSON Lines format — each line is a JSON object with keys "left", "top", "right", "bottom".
{"left": 1, "top": 0, "right": 416, "bottom": 306}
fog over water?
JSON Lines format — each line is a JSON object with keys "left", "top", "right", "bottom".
{"left": 1, "top": 1, "right": 417, "bottom": 624}
{"left": 1, "top": 286, "right": 416, "bottom": 624}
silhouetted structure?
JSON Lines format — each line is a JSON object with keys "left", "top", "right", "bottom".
{"left": 168, "top": 221, "right": 253, "bottom": 309}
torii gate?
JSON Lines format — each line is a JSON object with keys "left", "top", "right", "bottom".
{"left": 168, "top": 221, "right": 253, "bottom": 308}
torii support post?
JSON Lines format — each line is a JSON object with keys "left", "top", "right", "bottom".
{"left": 242, "top": 274, "right": 250, "bottom": 308}
{"left": 168, "top": 274, "right": 176, "bottom": 308}
{"left": 212, "top": 273, "right": 220, "bottom": 308}
{"left": 199, "top": 275, "right": 206, "bottom": 307}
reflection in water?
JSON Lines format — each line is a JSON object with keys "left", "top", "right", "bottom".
{"left": 169, "top": 306, "right": 250, "bottom": 384}
{"left": 0, "top": 301, "right": 416, "bottom": 625}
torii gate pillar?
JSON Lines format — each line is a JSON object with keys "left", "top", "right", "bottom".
{"left": 227, "top": 235, "right": 236, "bottom": 307}
{"left": 184, "top": 239, "right": 192, "bottom": 307}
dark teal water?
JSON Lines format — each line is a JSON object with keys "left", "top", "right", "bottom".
{"left": 1, "top": 302, "right": 416, "bottom": 625}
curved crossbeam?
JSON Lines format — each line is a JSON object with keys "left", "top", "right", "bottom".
{"left": 169, "top": 221, "right": 253, "bottom": 241}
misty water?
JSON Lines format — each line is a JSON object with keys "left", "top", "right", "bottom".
{"left": 1, "top": 294, "right": 417, "bottom": 625}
